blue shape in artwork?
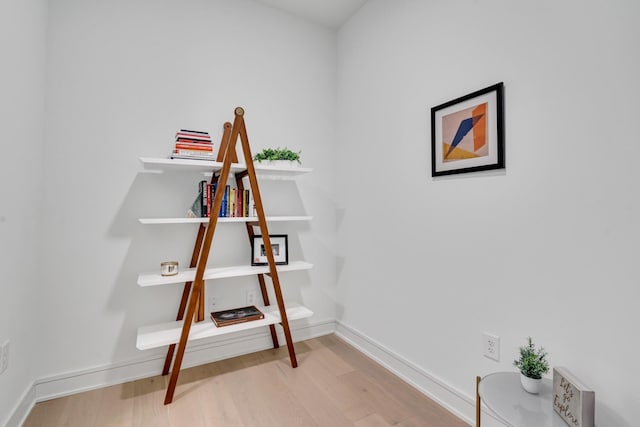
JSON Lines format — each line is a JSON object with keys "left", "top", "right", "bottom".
{"left": 445, "top": 114, "right": 484, "bottom": 159}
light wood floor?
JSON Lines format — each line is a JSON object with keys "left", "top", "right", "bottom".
{"left": 23, "top": 334, "right": 469, "bottom": 427}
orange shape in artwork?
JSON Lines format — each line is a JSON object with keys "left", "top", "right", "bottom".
{"left": 472, "top": 103, "right": 487, "bottom": 152}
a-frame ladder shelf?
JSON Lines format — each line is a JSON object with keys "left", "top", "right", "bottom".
{"left": 136, "top": 303, "right": 313, "bottom": 350}
{"left": 138, "top": 107, "right": 311, "bottom": 405}
{"left": 137, "top": 261, "right": 313, "bottom": 287}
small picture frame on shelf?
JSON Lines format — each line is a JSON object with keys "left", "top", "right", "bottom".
{"left": 251, "top": 234, "right": 288, "bottom": 266}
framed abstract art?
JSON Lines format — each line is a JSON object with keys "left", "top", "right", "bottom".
{"left": 431, "top": 82, "right": 505, "bottom": 177}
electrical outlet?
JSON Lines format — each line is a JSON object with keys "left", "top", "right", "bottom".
{"left": 246, "top": 290, "right": 257, "bottom": 306}
{"left": 0, "top": 340, "right": 9, "bottom": 375}
{"left": 483, "top": 332, "right": 500, "bottom": 361}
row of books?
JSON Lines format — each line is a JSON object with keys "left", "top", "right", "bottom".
{"left": 188, "top": 180, "right": 255, "bottom": 218}
{"left": 170, "top": 129, "right": 215, "bottom": 161}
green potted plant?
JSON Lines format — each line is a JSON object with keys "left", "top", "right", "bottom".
{"left": 513, "top": 337, "right": 549, "bottom": 394}
{"left": 253, "top": 147, "right": 302, "bottom": 166}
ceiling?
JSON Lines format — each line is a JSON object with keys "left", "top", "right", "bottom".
{"left": 252, "top": 0, "right": 368, "bottom": 28}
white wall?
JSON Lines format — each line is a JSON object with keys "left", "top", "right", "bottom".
{"left": 0, "top": 0, "right": 47, "bottom": 425}
{"left": 336, "top": 0, "right": 639, "bottom": 426}
{"left": 0, "top": 0, "right": 47, "bottom": 424}
{"left": 34, "top": 0, "right": 337, "bottom": 396}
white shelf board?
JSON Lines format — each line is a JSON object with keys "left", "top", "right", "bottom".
{"left": 137, "top": 260, "right": 313, "bottom": 287}
{"left": 139, "top": 157, "right": 312, "bottom": 175}
{"left": 138, "top": 216, "right": 312, "bottom": 225}
{"left": 136, "top": 303, "right": 313, "bottom": 350}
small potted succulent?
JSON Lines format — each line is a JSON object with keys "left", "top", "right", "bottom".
{"left": 513, "top": 337, "right": 549, "bottom": 394}
{"left": 253, "top": 147, "right": 302, "bottom": 167}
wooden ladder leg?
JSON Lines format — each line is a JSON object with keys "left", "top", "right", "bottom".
{"left": 235, "top": 174, "right": 279, "bottom": 349}
{"left": 476, "top": 376, "right": 481, "bottom": 427}
{"left": 164, "top": 129, "right": 227, "bottom": 356}
{"left": 236, "top": 109, "right": 297, "bottom": 367}
{"left": 165, "top": 109, "right": 241, "bottom": 404}
{"left": 164, "top": 279, "right": 202, "bottom": 404}
{"left": 218, "top": 120, "right": 268, "bottom": 341}
{"left": 258, "top": 274, "right": 279, "bottom": 348}
{"left": 216, "top": 122, "right": 232, "bottom": 163}
{"left": 162, "top": 224, "right": 206, "bottom": 376}
{"left": 269, "top": 273, "right": 297, "bottom": 367}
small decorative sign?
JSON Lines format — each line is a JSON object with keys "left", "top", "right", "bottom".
{"left": 552, "top": 367, "right": 595, "bottom": 427}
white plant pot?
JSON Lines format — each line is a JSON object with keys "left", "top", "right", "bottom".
{"left": 520, "top": 373, "right": 542, "bottom": 394}
{"left": 260, "top": 160, "right": 299, "bottom": 168}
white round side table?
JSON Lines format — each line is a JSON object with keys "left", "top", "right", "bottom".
{"left": 476, "top": 372, "right": 567, "bottom": 427}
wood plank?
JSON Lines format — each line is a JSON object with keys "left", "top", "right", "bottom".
{"left": 22, "top": 396, "right": 68, "bottom": 426}
{"left": 325, "top": 336, "right": 468, "bottom": 427}
{"left": 22, "top": 335, "right": 470, "bottom": 427}
{"left": 296, "top": 342, "right": 378, "bottom": 420}
{"left": 94, "top": 382, "right": 134, "bottom": 427}
{"left": 354, "top": 413, "right": 392, "bottom": 427}
{"left": 269, "top": 353, "right": 354, "bottom": 427}
{"left": 132, "top": 376, "right": 170, "bottom": 426}
{"left": 338, "top": 370, "right": 411, "bottom": 425}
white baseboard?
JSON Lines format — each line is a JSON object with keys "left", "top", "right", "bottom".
{"left": 4, "top": 319, "right": 335, "bottom": 427}
{"left": 3, "top": 382, "right": 35, "bottom": 427}
{"left": 335, "top": 321, "right": 506, "bottom": 427}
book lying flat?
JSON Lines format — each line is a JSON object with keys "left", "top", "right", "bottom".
{"left": 170, "top": 154, "right": 215, "bottom": 161}
{"left": 175, "top": 142, "right": 214, "bottom": 150}
{"left": 210, "top": 305, "right": 264, "bottom": 327}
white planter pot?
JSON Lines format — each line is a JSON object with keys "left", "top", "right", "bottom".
{"left": 260, "top": 160, "right": 299, "bottom": 168}
{"left": 520, "top": 373, "right": 542, "bottom": 394}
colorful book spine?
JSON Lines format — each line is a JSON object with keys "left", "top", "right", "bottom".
{"left": 171, "top": 153, "right": 215, "bottom": 160}
{"left": 174, "top": 151, "right": 213, "bottom": 157}
{"left": 199, "top": 180, "right": 207, "bottom": 218}
{"left": 179, "top": 128, "right": 209, "bottom": 135}
{"left": 207, "top": 183, "right": 213, "bottom": 217}
{"left": 176, "top": 138, "right": 212, "bottom": 144}
{"left": 191, "top": 182, "right": 253, "bottom": 219}
{"left": 175, "top": 142, "right": 213, "bottom": 151}
{"left": 176, "top": 130, "right": 212, "bottom": 142}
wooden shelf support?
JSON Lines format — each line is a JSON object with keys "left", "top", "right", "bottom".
{"left": 162, "top": 107, "right": 299, "bottom": 404}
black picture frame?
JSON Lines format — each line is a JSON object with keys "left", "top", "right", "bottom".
{"left": 431, "top": 82, "right": 505, "bottom": 177}
{"left": 251, "top": 234, "right": 288, "bottom": 266}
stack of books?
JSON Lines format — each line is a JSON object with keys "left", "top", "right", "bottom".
{"left": 210, "top": 305, "right": 264, "bottom": 327}
{"left": 187, "top": 180, "right": 253, "bottom": 219}
{"left": 170, "top": 129, "right": 214, "bottom": 160}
